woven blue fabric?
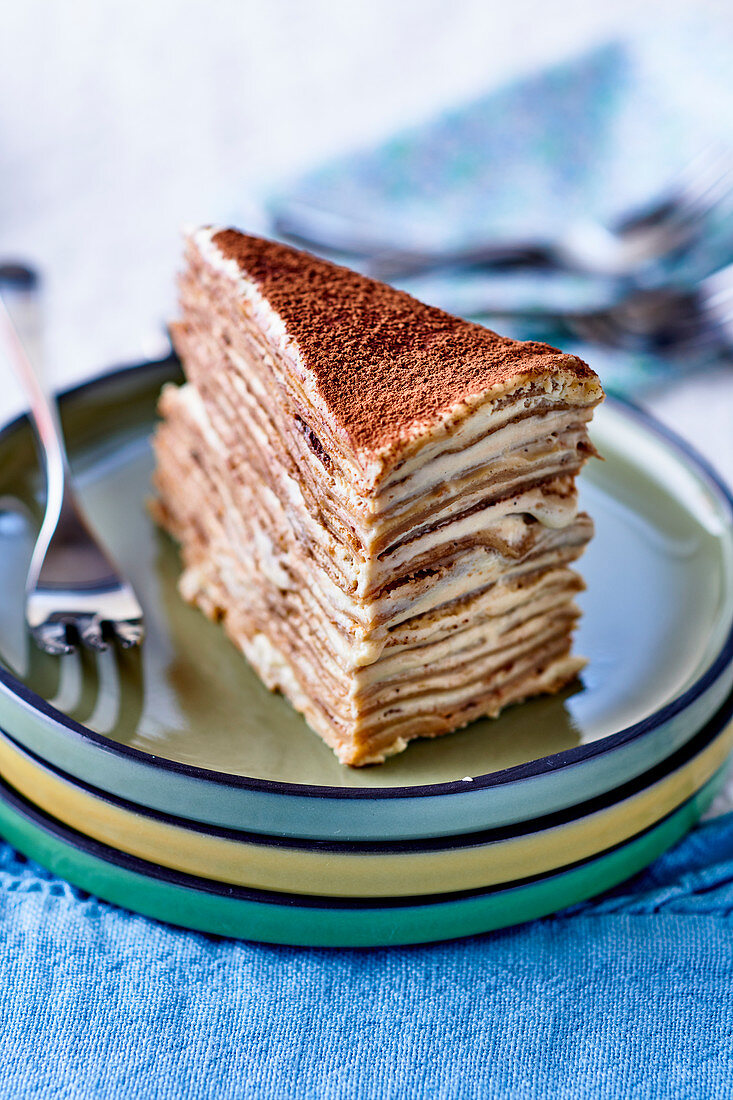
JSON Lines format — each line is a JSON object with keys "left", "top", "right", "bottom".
{"left": 2, "top": 813, "right": 733, "bottom": 1098}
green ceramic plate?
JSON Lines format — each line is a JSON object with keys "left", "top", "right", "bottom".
{"left": 0, "top": 765, "right": 724, "bottom": 947}
{"left": 0, "top": 357, "right": 732, "bottom": 839}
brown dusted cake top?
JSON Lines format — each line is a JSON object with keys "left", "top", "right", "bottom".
{"left": 209, "top": 228, "right": 600, "bottom": 460}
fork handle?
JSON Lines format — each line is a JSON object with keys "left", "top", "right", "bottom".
{"left": 0, "top": 266, "right": 124, "bottom": 597}
{"left": 0, "top": 265, "right": 70, "bottom": 522}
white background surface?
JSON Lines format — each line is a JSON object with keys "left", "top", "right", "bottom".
{"left": 1, "top": 1, "right": 732, "bottom": 806}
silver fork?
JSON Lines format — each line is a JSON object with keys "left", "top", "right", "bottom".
{"left": 0, "top": 265, "right": 144, "bottom": 655}
{"left": 273, "top": 144, "right": 733, "bottom": 280}
{"left": 481, "top": 262, "right": 733, "bottom": 354}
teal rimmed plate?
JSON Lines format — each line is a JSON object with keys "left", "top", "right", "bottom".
{"left": 0, "top": 356, "right": 731, "bottom": 840}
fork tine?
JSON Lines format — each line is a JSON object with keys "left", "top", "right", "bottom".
{"left": 678, "top": 142, "right": 730, "bottom": 192}
{"left": 676, "top": 149, "right": 733, "bottom": 219}
{"left": 111, "top": 619, "right": 145, "bottom": 648}
{"left": 31, "top": 620, "right": 76, "bottom": 656}
{"left": 683, "top": 175, "right": 733, "bottom": 222}
{"left": 79, "top": 617, "right": 108, "bottom": 652}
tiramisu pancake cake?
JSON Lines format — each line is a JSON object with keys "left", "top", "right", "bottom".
{"left": 152, "top": 228, "right": 604, "bottom": 766}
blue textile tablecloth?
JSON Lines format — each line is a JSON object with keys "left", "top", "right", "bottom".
{"left": 2, "top": 812, "right": 733, "bottom": 1098}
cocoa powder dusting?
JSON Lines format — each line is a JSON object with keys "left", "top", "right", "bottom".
{"left": 211, "top": 229, "right": 598, "bottom": 458}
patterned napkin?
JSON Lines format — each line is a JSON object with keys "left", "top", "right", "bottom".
{"left": 269, "top": 39, "right": 733, "bottom": 395}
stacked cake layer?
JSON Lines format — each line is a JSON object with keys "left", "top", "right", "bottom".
{"left": 152, "top": 228, "right": 603, "bottom": 764}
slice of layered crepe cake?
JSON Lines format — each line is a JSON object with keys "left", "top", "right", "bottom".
{"left": 151, "top": 228, "right": 604, "bottom": 765}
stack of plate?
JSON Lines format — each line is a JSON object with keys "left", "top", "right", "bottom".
{"left": 0, "top": 357, "right": 731, "bottom": 947}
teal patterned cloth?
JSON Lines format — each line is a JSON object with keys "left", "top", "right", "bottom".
{"left": 271, "top": 39, "right": 733, "bottom": 395}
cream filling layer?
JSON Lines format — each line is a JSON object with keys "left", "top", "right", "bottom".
{"left": 376, "top": 405, "right": 592, "bottom": 517}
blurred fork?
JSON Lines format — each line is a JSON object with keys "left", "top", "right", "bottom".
{"left": 274, "top": 144, "right": 733, "bottom": 280}
{"left": 0, "top": 264, "right": 144, "bottom": 655}
{"left": 566, "top": 263, "right": 733, "bottom": 352}
{"left": 483, "top": 262, "right": 733, "bottom": 354}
